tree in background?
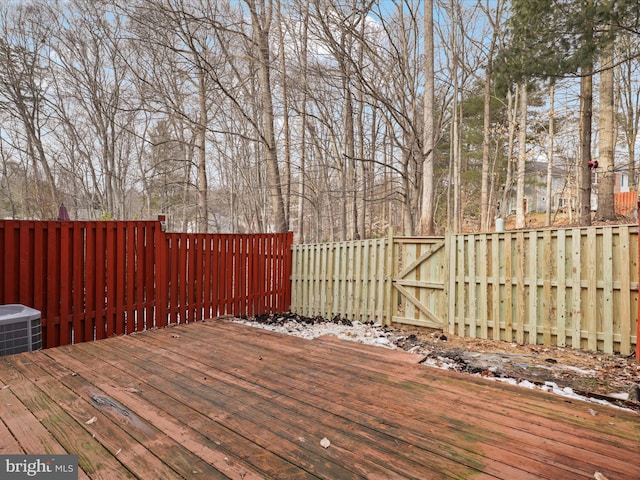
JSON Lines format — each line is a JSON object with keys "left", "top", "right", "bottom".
{"left": 617, "top": 32, "right": 640, "bottom": 191}
{"left": 1, "top": 0, "right": 639, "bottom": 238}
{"left": 0, "top": 4, "right": 58, "bottom": 218}
{"left": 594, "top": 32, "right": 616, "bottom": 221}
{"left": 503, "top": 0, "right": 635, "bottom": 226}
{"left": 420, "top": 0, "right": 435, "bottom": 235}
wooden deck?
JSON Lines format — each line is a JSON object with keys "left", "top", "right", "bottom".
{"left": 0, "top": 320, "right": 638, "bottom": 479}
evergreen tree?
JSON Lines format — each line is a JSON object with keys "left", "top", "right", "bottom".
{"left": 499, "top": 0, "right": 625, "bottom": 225}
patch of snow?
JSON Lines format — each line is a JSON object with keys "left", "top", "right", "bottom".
{"left": 421, "top": 357, "right": 456, "bottom": 370}
{"left": 517, "top": 380, "right": 538, "bottom": 389}
{"left": 234, "top": 319, "right": 397, "bottom": 347}
{"left": 559, "top": 365, "right": 597, "bottom": 375}
{"left": 489, "top": 378, "right": 634, "bottom": 411}
{"left": 608, "top": 392, "right": 630, "bottom": 400}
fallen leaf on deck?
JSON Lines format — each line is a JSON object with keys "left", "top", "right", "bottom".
{"left": 594, "top": 472, "right": 610, "bottom": 480}
{"left": 320, "top": 437, "right": 331, "bottom": 449}
{"left": 85, "top": 416, "right": 97, "bottom": 425}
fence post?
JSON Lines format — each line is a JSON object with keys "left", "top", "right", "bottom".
{"left": 155, "top": 216, "right": 168, "bottom": 329}
{"left": 286, "top": 232, "right": 294, "bottom": 312}
{"left": 447, "top": 233, "right": 457, "bottom": 336}
{"left": 637, "top": 202, "right": 640, "bottom": 361}
{"left": 384, "top": 227, "right": 394, "bottom": 326}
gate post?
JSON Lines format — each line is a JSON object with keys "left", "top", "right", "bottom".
{"left": 384, "top": 227, "right": 394, "bottom": 326}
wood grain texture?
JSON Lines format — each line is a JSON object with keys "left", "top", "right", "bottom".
{"left": 0, "top": 321, "right": 637, "bottom": 479}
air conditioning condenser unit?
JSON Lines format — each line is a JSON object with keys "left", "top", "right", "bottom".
{"left": 0, "top": 304, "right": 42, "bottom": 356}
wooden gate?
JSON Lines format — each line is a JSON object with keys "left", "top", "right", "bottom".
{"left": 391, "top": 237, "right": 447, "bottom": 329}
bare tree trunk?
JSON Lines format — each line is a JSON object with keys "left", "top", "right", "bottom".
{"left": 296, "top": 2, "right": 309, "bottom": 243}
{"left": 479, "top": 0, "right": 503, "bottom": 231}
{"left": 420, "top": 0, "right": 435, "bottom": 235}
{"left": 276, "top": 0, "right": 291, "bottom": 226}
{"left": 182, "top": 137, "right": 195, "bottom": 232}
{"left": 338, "top": 16, "right": 358, "bottom": 241}
{"left": 515, "top": 82, "right": 527, "bottom": 229}
{"left": 402, "top": 144, "right": 415, "bottom": 235}
{"left": 22, "top": 107, "right": 59, "bottom": 217}
{"left": 196, "top": 67, "right": 209, "bottom": 232}
{"left": 450, "top": 18, "right": 461, "bottom": 233}
{"left": 480, "top": 61, "right": 492, "bottom": 231}
{"left": 595, "top": 39, "right": 616, "bottom": 222}
{"left": 356, "top": 5, "right": 366, "bottom": 239}
{"left": 343, "top": 81, "right": 358, "bottom": 240}
{"left": 246, "top": 0, "right": 288, "bottom": 233}
{"left": 545, "top": 83, "right": 555, "bottom": 226}
{"left": 452, "top": 91, "right": 461, "bottom": 232}
{"left": 500, "top": 87, "right": 518, "bottom": 221}
{"left": 579, "top": 70, "right": 593, "bottom": 226}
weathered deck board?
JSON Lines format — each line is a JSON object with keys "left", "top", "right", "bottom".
{"left": 0, "top": 320, "right": 638, "bottom": 479}
{"left": 105, "top": 330, "right": 494, "bottom": 479}
{"left": 175, "top": 323, "right": 637, "bottom": 478}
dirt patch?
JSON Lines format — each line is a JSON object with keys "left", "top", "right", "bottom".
{"left": 241, "top": 313, "right": 640, "bottom": 411}
{"left": 393, "top": 325, "right": 639, "bottom": 404}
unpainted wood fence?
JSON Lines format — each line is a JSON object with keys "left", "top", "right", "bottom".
{"left": 291, "top": 225, "right": 639, "bottom": 355}
{"left": 0, "top": 220, "right": 292, "bottom": 348}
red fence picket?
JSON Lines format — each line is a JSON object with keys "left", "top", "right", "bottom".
{"left": 0, "top": 220, "right": 293, "bottom": 349}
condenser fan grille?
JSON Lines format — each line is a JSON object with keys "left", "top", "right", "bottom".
{"left": 0, "top": 305, "right": 42, "bottom": 356}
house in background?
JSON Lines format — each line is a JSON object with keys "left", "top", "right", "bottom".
{"left": 505, "top": 160, "right": 570, "bottom": 215}
{"left": 505, "top": 159, "right": 638, "bottom": 219}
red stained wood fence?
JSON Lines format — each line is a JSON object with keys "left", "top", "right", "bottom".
{"left": 614, "top": 191, "right": 638, "bottom": 217}
{"left": 0, "top": 220, "right": 293, "bottom": 349}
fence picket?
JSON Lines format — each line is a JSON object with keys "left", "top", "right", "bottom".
{"left": 491, "top": 233, "right": 500, "bottom": 341}
{"left": 105, "top": 224, "right": 116, "bottom": 338}
{"left": 468, "top": 235, "right": 477, "bottom": 338}
{"left": 586, "top": 228, "right": 598, "bottom": 350}
{"left": 456, "top": 236, "right": 465, "bottom": 337}
{"left": 619, "top": 227, "right": 632, "bottom": 355}
{"left": 528, "top": 232, "right": 538, "bottom": 344}
{"left": 515, "top": 232, "right": 525, "bottom": 344}
{"left": 72, "top": 225, "right": 84, "bottom": 343}
{"left": 503, "top": 233, "right": 512, "bottom": 342}
{"left": 556, "top": 229, "right": 567, "bottom": 347}
{"left": 542, "top": 230, "right": 552, "bottom": 346}
{"left": 479, "top": 235, "right": 488, "bottom": 339}
{"left": 134, "top": 223, "right": 145, "bottom": 332}
{"left": 59, "top": 223, "right": 72, "bottom": 345}
{"left": 603, "top": 227, "right": 614, "bottom": 353}
{"left": 571, "top": 228, "right": 582, "bottom": 349}
{"left": 19, "top": 223, "right": 31, "bottom": 305}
